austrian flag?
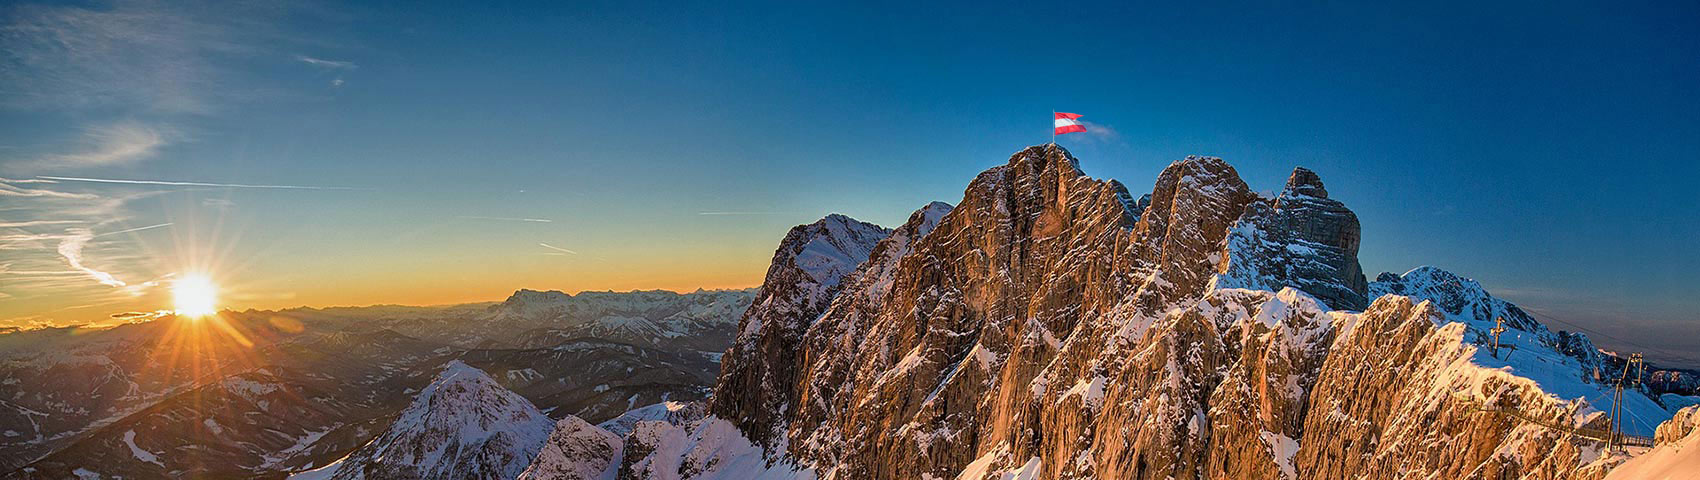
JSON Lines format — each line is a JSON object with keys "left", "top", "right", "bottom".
{"left": 1054, "top": 112, "right": 1086, "bottom": 135}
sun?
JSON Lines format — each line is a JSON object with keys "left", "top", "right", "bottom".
{"left": 171, "top": 273, "right": 219, "bottom": 317}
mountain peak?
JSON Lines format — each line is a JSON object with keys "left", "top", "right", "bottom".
{"left": 436, "top": 359, "right": 483, "bottom": 380}
{"left": 711, "top": 211, "right": 894, "bottom": 450}
{"left": 293, "top": 361, "right": 553, "bottom": 479}
{"left": 503, "top": 289, "right": 571, "bottom": 303}
{"left": 1368, "top": 265, "right": 1539, "bottom": 332}
{"left": 1285, "top": 166, "right": 1328, "bottom": 198}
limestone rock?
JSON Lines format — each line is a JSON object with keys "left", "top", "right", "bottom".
{"left": 1213, "top": 166, "right": 1369, "bottom": 311}
{"left": 518, "top": 416, "right": 623, "bottom": 480}
{"left": 695, "top": 145, "right": 1667, "bottom": 480}
{"left": 709, "top": 213, "right": 890, "bottom": 451}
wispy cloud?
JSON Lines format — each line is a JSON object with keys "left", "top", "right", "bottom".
{"left": 297, "top": 55, "right": 356, "bottom": 69}
{"left": 56, "top": 228, "right": 126, "bottom": 288}
{"left": 697, "top": 211, "right": 783, "bottom": 216}
{"left": 458, "top": 216, "right": 553, "bottom": 223}
{"left": 0, "top": 177, "right": 176, "bottom": 308}
{"left": 538, "top": 243, "right": 578, "bottom": 255}
{"left": 37, "top": 175, "right": 365, "bottom": 190}
{"left": 1077, "top": 121, "right": 1123, "bottom": 144}
{"left": 0, "top": 1, "right": 258, "bottom": 114}
{"left": 18, "top": 122, "right": 171, "bottom": 170}
{"left": 0, "top": 0, "right": 356, "bottom": 176}
{"left": 0, "top": 180, "right": 102, "bottom": 199}
{"left": 297, "top": 55, "right": 357, "bottom": 88}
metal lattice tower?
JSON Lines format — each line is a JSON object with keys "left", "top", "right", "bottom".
{"left": 1607, "top": 352, "right": 1645, "bottom": 452}
{"left": 1489, "top": 316, "right": 1507, "bottom": 359}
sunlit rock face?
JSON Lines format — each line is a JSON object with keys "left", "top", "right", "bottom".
{"left": 705, "top": 145, "right": 1664, "bottom": 480}
{"left": 709, "top": 213, "right": 892, "bottom": 450}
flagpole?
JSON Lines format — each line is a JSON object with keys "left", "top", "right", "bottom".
{"left": 1050, "top": 110, "right": 1055, "bottom": 145}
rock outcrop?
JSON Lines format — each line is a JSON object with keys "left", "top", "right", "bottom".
{"left": 1213, "top": 167, "right": 1369, "bottom": 311}
{"left": 1655, "top": 405, "right": 1700, "bottom": 446}
{"left": 517, "top": 416, "right": 623, "bottom": 480}
{"left": 755, "top": 145, "right": 1380, "bottom": 478}
{"left": 1600, "top": 405, "right": 1700, "bottom": 479}
{"left": 709, "top": 213, "right": 892, "bottom": 450}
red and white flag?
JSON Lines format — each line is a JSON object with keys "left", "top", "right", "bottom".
{"left": 1054, "top": 112, "right": 1086, "bottom": 135}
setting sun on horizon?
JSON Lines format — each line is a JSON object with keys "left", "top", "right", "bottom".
{"left": 170, "top": 274, "right": 219, "bottom": 318}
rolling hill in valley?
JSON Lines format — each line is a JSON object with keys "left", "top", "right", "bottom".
{"left": 6, "top": 146, "right": 1699, "bottom": 479}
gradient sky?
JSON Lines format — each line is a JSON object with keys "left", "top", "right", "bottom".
{"left": 1, "top": 1, "right": 1696, "bottom": 365}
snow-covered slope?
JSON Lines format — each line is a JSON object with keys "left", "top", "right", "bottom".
{"left": 610, "top": 416, "right": 814, "bottom": 480}
{"left": 1603, "top": 405, "right": 1700, "bottom": 480}
{"left": 599, "top": 401, "right": 706, "bottom": 436}
{"left": 1368, "top": 266, "right": 1667, "bottom": 437}
{"left": 516, "top": 415, "right": 624, "bottom": 480}
{"left": 291, "top": 361, "right": 554, "bottom": 480}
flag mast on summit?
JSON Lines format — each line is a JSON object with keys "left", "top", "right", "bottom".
{"left": 1053, "top": 112, "right": 1086, "bottom": 145}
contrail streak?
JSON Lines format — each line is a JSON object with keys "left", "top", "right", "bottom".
{"left": 36, "top": 176, "right": 364, "bottom": 190}
{"left": 538, "top": 243, "right": 578, "bottom": 254}
{"left": 458, "top": 216, "right": 553, "bottom": 223}
{"left": 97, "top": 223, "right": 172, "bottom": 237}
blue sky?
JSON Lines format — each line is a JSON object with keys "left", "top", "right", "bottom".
{"left": 1, "top": 1, "right": 1696, "bottom": 365}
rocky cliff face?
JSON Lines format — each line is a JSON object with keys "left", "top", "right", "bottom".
{"left": 1600, "top": 405, "right": 1700, "bottom": 479}
{"left": 764, "top": 145, "right": 1381, "bottom": 479}
{"left": 517, "top": 416, "right": 623, "bottom": 480}
{"left": 709, "top": 213, "right": 893, "bottom": 450}
{"left": 703, "top": 144, "right": 1671, "bottom": 480}
{"left": 1213, "top": 167, "right": 1368, "bottom": 311}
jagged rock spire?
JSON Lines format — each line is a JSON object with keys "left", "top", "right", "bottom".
{"left": 1284, "top": 166, "right": 1328, "bottom": 198}
{"left": 1214, "top": 166, "right": 1368, "bottom": 311}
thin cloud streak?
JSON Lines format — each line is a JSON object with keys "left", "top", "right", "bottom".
{"left": 0, "top": 179, "right": 102, "bottom": 199}
{"left": 30, "top": 123, "right": 170, "bottom": 169}
{"left": 297, "top": 55, "right": 356, "bottom": 69}
{"left": 458, "top": 216, "right": 552, "bottom": 223}
{"left": 697, "top": 211, "right": 783, "bottom": 216}
{"left": 538, "top": 243, "right": 578, "bottom": 254}
{"left": 37, "top": 176, "right": 365, "bottom": 190}
{"left": 97, "top": 222, "right": 172, "bottom": 237}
